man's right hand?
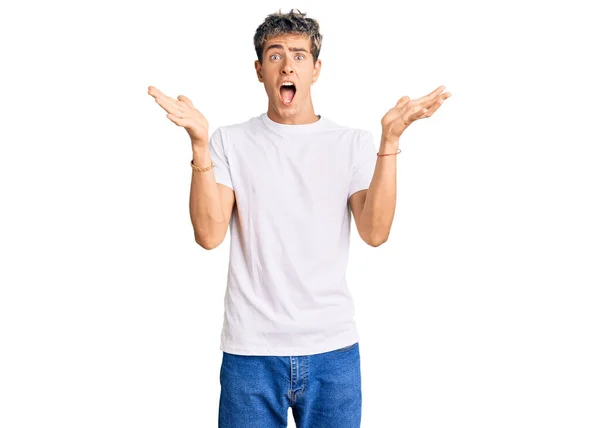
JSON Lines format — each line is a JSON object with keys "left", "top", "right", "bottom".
{"left": 148, "top": 86, "right": 209, "bottom": 149}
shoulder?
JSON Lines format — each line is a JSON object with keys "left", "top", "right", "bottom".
{"left": 319, "top": 116, "right": 371, "bottom": 145}
{"left": 209, "top": 116, "right": 260, "bottom": 148}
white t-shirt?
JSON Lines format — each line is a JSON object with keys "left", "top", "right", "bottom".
{"left": 208, "top": 112, "right": 377, "bottom": 356}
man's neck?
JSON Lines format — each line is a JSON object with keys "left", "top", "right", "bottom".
{"left": 267, "top": 107, "right": 320, "bottom": 125}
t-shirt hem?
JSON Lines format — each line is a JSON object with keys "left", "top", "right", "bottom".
{"left": 348, "top": 186, "right": 369, "bottom": 200}
{"left": 219, "top": 331, "right": 360, "bottom": 356}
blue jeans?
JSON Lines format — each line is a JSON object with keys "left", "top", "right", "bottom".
{"left": 218, "top": 342, "right": 361, "bottom": 427}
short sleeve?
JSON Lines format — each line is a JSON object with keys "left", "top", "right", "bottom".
{"left": 348, "top": 131, "right": 377, "bottom": 199}
{"left": 208, "top": 127, "right": 234, "bottom": 191}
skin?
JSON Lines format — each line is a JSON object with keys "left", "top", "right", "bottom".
{"left": 147, "top": 86, "right": 209, "bottom": 148}
{"left": 349, "top": 85, "right": 452, "bottom": 246}
{"left": 255, "top": 33, "right": 322, "bottom": 125}
{"left": 381, "top": 85, "right": 452, "bottom": 141}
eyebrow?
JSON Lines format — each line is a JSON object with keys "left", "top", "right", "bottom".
{"left": 264, "top": 44, "right": 309, "bottom": 54}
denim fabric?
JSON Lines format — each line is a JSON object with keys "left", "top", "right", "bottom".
{"left": 218, "top": 342, "right": 361, "bottom": 427}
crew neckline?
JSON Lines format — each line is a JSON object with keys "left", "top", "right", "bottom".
{"left": 260, "top": 112, "right": 326, "bottom": 134}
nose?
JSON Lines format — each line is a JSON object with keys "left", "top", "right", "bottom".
{"left": 281, "top": 57, "right": 295, "bottom": 75}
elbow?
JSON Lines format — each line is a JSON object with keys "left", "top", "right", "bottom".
{"left": 367, "top": 232, "right": 389, "bottom": 247}
{"left": 197, "top": 241, "right": 218, "bottom": 250}
{"left": 195, "top": 234, "right": 221, "bottom": 250}
{"left": 368, "top": 237, "right": 387, "bottom": 247}
{"left": 359, "top": 216, "right": 391, "bottom": 247}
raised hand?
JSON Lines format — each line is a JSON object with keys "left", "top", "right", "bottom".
{"left": 381, "top": 85, "right": 451, "bottom": 142}
{"left": 147, "top": 86, "right": 209, "bottom": 148}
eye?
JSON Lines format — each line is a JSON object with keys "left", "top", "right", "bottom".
{"left": 270, "top": 54, "right": 305, "bottom": 60}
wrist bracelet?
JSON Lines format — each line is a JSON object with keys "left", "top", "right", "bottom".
{"left": 191, "top": 159, "right": 215, "bottom": 172}
{"left": 377, "top": 148, "right": 401, "bottom": 157}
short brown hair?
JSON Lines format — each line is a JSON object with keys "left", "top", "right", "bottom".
{"left": 253, "top": 8, "right": 323, "bottom": 65}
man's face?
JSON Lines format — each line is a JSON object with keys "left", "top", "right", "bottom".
{"left": 255, "top": 34, "right": 321, "bottom": 116}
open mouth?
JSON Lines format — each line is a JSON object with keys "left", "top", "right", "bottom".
{"left": 279, "top": 83, "right": 296, "bottom": 105}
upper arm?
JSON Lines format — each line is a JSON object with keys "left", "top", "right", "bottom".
{"left": 349, "top": 189, "right": 369, "bottom": 242}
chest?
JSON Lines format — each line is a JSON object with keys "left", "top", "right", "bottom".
{"left": 230, "top": 142, "right": 352, "bottom": 215}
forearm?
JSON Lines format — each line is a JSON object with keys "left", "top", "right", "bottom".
{"left": 360, "top": 136, "right": 399, "bottom": 245}
{"left": 189, "top": 146, "right": 226, "bottom": 246}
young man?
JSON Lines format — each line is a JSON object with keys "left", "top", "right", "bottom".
{"left": 149, "top": 8, "right": 450, "bottom": 428}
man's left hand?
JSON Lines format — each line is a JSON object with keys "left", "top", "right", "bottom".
{"left": 381, "top": 85, "right": 452, "bottom": 142}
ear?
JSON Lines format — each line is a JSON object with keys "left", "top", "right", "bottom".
{"left": 255, "top": 60, "right": 263, "bottom": 82}
{"left": 312, "top": 59, "right": 322, "bottom": 83}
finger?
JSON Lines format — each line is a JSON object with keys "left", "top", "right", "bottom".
{"left": 426, "top": 93, "right": 450, "bottom": 116}
{"left": 149, "top": 87, "right": 182, "bottom": 110}
{"left": 154, "top": 96, "right": 178, "bottom": 114}
{"left": 441, "top": 91, "right": 452, "bottom": 101}
{"left": 408, "top": 107, "right": 428, "bottom": 122}
{"left": 148, "top": 86, "right": 169, "bottom": 99}
{"left": 422, "top": 99, "right": 444, "bottom": 118}
{"left": 177, "top": 94, "right": 195, "bottom": 109}
{"left": 414, "top": 85, "right": 446, "bottom": 103}
{"left": 155, "top": 96, "right": 186, "bottom": 116}
{"left": 149, "top": 87, "right": 187, "bottom": 116}
{"left": 166, "top": 113, "right": 191, "bottom": 124}
{"left": 416, "top": 89, "right": 449, "bottom": 111}
{"left": 415, "top": 94, "right": 448, "bottom": 120}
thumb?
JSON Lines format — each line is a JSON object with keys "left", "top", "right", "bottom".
{"left": 395, "top": 96, "right": 410, "bottom": 108}
{"left": 177, "top": 94, "right": 194, "bottom": 108}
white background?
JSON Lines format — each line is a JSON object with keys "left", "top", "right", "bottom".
{"left": 1, "top": 0, "right": 599, "bottom": 427}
